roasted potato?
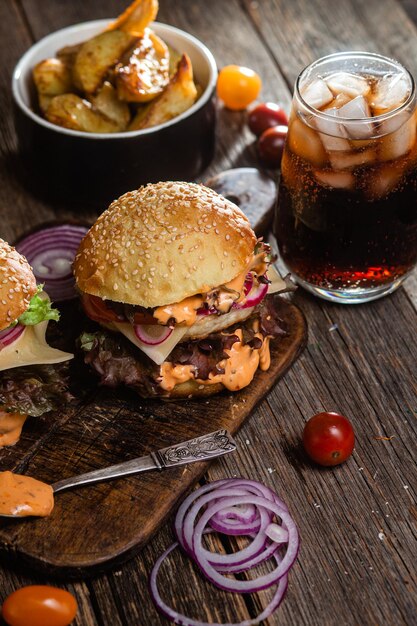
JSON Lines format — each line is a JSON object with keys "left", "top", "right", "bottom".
{"left": 56, "top": 43, "right": 82, "bottom": 70}
{"left": 129, "top": 53, "right": 197, "bottom": 130}
{"left": 116, "top": 29, "right": 169, "bottom": 103}
{"left": 107, "top": 0, "right": 158, "bottom": 36}
{"left": 46, "top": 94, "right": 121, "bottom": 133}
{"left": 33, "top": 0, "right": 199, "bottom": 134}
{"left": 89, "top": 82, "right": 131, "bottom": 130}
{"left": 33, "top": 58, "right": 74, "bottom": 113}
{"left": 73, "top": 30, "right": 136, "bottom": 94}
{"left": 167, "top": 44, "right": 182, "bottom": 77}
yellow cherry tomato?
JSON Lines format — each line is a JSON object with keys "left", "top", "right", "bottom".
{"left": 2, "top": 585, "right": 77, "bottom": 626}
{"left": 217, "top": 65, "right": 262, "bottom": 110}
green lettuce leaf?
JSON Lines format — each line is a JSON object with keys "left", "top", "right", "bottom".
{"left": 18, "top": 287, "right": 60, "bottom": 326}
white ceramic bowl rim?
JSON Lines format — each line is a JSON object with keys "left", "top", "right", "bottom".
{"left": 12, "top": 19, "right": 217, "bottom": 139}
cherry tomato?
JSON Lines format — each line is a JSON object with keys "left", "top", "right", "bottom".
{"left": 303, "top": 412, "right": 355, "bottom": 466}
{"left": 257, "top": 125, "right": 288, "bottom": 168}
{"left": 2, "top": 585, "right": 77, "bottom": 626}
{"left": 217, "top": 65, "right": 262, "bottom": 111}
{"left": 248, "top": 102, "right": 289, "bottom": 136}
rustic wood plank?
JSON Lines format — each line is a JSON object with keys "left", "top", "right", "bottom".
{"left": 203, "top": 292, "right": 417, "bottom": 626}
{"left": 1, "top": 1, "right": 416, "bottom": 625}
{"left": 242, "top": 0, "right": 417, "bottom": 306}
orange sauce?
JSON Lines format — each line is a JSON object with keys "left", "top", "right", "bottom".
{"left": 154, "top": 295, "right": 204, "bottom": 326}
{"left": 0, "top": 471, "right": 54, "bottom": 517}
{"left": 0, "top": 412, "right": 28, "bottom": 447}
{"left": 159, "top": 328, "right": 272, "bottom": 392}
{"left": 159, "top": 363, "right": 195, "bottom": 390}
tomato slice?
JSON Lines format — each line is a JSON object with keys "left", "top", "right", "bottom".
{"left": 81, "top": 294, "right": 158, "bottom": 325}
{"left": 81, "top": 294, "right": 122, "bottom": 323}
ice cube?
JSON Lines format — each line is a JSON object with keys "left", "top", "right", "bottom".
{"left": 314, "top": 108, "right": 351, "bottom": 152}
{"left": 378, "top": 110, "right": 409, "bottom": 136}
{"left": 329, "top": 147, "right": 377, "bottom": 170}
{"left": 372, "top": 72, "right": 411, "bottom": 116}
{"left": 329, "top": 93, "right": 352, "bottom": 109}
{"left": 314, "top": 170, "right": 355, "bottom": 189}
{"left": 378, "top": 115, "right": 416, "bottom": 161}
{"left": 326, "top": 72, "right": 371, "bottom": 99}
{"left": 366, "top": 163, "right": 405, "bottom": 200}
{"left": 301, "top": 78, "right": 334, "bottom": 110}
{"left": 288, "top": 119, "right": 328, "bottom": 166}
{"left": 338, "top": 96, "right": 374, "bottom": 139}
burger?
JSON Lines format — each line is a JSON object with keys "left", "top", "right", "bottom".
{"left": 74, "top": 182, "right": 290, "bottom": 398}
{"left": 0, "top": 239, "right": 73, "bottom": 446}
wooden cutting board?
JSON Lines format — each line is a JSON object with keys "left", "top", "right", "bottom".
{"left": 0, "top": 297, "right": 306, "bottom": 579}
{"left": 0, "top": 169, "right": 306, "bottom": 577}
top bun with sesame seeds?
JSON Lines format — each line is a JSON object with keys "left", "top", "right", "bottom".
{"left": 74, "top": 181, "right": 257, "bottom": 308}
{"left": 0, "top": 239, "right": 37, "bottom": 331}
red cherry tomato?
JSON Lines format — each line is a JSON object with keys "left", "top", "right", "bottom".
{"left": 217, "top": 65, "right": 262, "bottom": 111}
{"left": 248, "top": 102, "right": 289, "bottom": 136}
{"left": 257, "top": 125, "right": 288, "bottom": 168}
{"left": 303, "top": 412, "right": 355, "bottom": 466}
{"left": 2, "top": 585, "right": 77, "bottom": 626}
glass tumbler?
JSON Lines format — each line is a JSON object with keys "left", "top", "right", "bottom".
{"left": 274, "top": 51, "right": 417, "bottom": 303}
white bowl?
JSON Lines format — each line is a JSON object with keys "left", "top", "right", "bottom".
{"left": 12, "top": 20, "right": 218, "bottom": 207}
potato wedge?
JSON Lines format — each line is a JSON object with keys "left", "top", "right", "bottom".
{"left": 46, "top": 94, "right": 121, "bottom": 133}
{"left": 33, "top": 58, "right": 74, "bottom": 112}
{"left": 116, "top": 29, "right": 169, "bottom": 103}
{"left": 107, "top": 0, "right": 158, "bottom": 37}
{"left": 56, "top": 43, "right": 82, "bottom": 70}
{"left": 89, "top": 82, "right": 131, "bottom": 131}
{"left": 129, "top": 53, "right": 197, "bottom": 130}
{"left": 167, "top": 44, "right": 182, "bottom": 77}
{"left": 73, "top": 30, "right": 136, "bottom": 94}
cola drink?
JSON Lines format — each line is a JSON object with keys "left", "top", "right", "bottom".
{"left": 274, "top": 52, "right": 417, "bottom": 303}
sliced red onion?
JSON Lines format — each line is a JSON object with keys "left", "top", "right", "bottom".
{"left": 265, "top": 523, "right": 289, "bottom": 544}
{"left": 15, "top": 224, "right": 89, "bottom": 301}
{"left": 0, "top": 324, "right": 24, "bottom": 351}
{"left": 150, "top": 541, "right": 288, "bottom": 626}
{"left": 150, "top": 478, "right": 299, "bottom": 626}
{"left": 134, "top": 323, "right": 173, "bottom": 345}
{"left": 233, "top": 279, "right": 268, "bottom": 311}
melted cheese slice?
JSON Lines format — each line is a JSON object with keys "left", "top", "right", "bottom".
{"left": 266, "top": 265, "right": 288, "bottom": 294}
{"left": 112, "top": 321, "right": 188, "bottom": 366}
{"left": 0, "top": 321, "right": 73, "bottom": 372}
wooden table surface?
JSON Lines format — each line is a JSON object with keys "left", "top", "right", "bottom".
{"left": 1, "top": 0, "right": 416, "bottom": 624}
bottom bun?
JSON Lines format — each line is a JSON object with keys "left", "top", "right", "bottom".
{"left": 152, "top": 379, "right": 225, "bottom": 399}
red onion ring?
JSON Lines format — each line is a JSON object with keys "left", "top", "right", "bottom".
{"left": 133, "top": 323, "right": 173, "bottom": 345}
{"left": 0, "top": 324, "right": 24, "bottom": 351}
{"left": 150, "top": 478, "right": 299, "bottom": 626}
{"left": 15, "top": 224, "right": 89, "bottom": 301}
{"left": 150, "top": 541, "right": 288, "bottom": 626}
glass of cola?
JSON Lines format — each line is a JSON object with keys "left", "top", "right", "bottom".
{"left": 274, "top": 52, "right": 417, "bottom": 303}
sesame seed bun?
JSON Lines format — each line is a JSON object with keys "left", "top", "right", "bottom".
{"left": 74, "top": 181, "right": 257, "bottom": 308}
{"left": 0, "top": 239, "right": 37, "bottom": 331}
